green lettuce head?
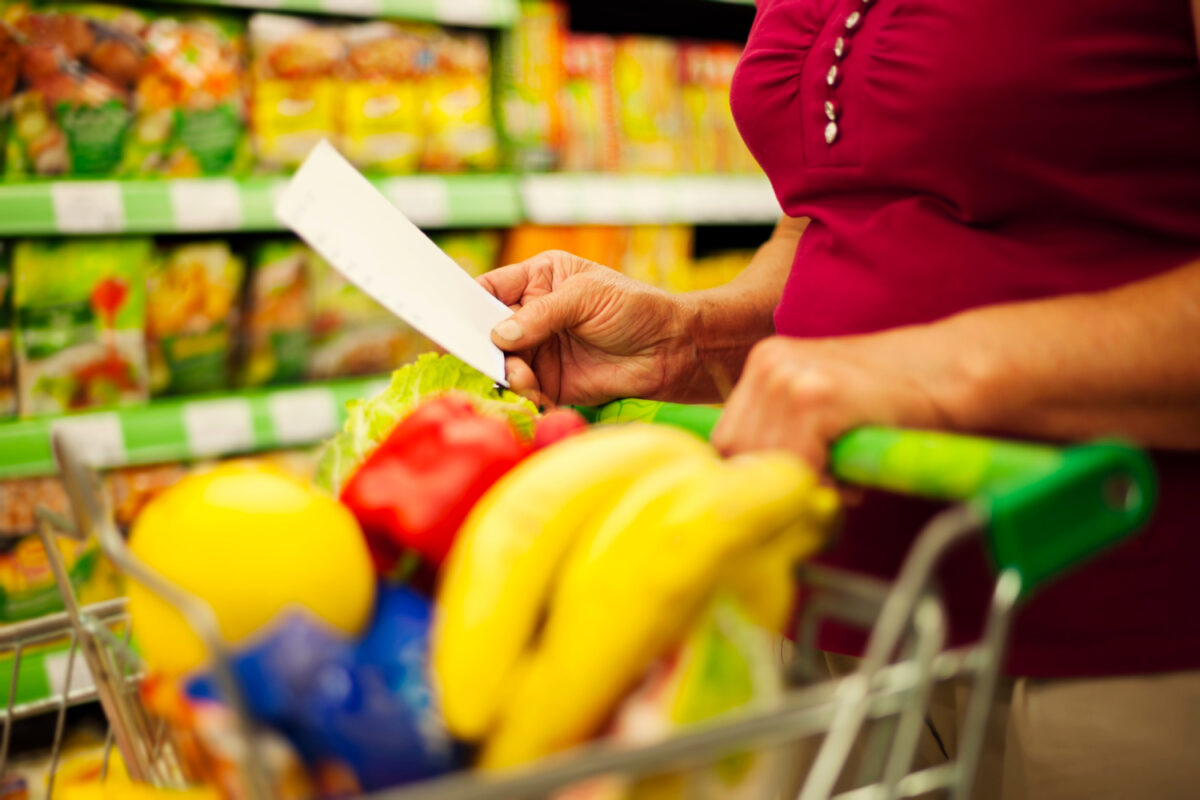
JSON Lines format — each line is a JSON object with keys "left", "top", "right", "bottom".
{"left": 315, "top": 353, "right": 539, "bottom": 494}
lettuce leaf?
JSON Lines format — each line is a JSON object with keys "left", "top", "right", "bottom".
{"left": 314, "top": 354, "right": 539, "bottom": 493}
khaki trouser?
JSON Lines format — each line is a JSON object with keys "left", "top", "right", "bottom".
{"left": 790, "top": 653, "right": 1200, "bottom": 800}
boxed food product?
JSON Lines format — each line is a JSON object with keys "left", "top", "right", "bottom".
{"left": 613, "top": 37, "right": 683, "bottom": 173}
{"left": 126, "top": 10, "right": 249, "bottom": 177}
{"left": 308, "top": 251, "right": 425, "bottom": 379}
{"left": 241, "top": 239, "right": 310, "bottom": 387}
{"left": 0, "top": 250, "right": 14, "bottom": 418}
{"left": 560, "top": 35, "right": 619, "bottom": 172}
{"left": 3, "top": 3, "right": 148, "bottom": 177}
{"left": 680, "top": 44, "right": 721, "bottom": 174}
{"left": 249, "top": 13, "right": 343, "bottom": 171}
{"left": 146, "top": 240, "right": 245, "bottom": 396}
{"left": 496, "top": 0, "right": 566, "bottom": 171}
{"left": 433, "top": 230, "right": 502, "bottom": 278}
{"left": 341, "top": 21, "right": 430, "bottom": 174}
{"left": 423, "top": 29, "right": 498, "bottom": 172}
{"left": 13, "top": 238, "right": 151, "bottom": 416}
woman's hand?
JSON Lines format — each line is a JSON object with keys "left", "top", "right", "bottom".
{"left": 480, "top": 251, "right": 698, "bottom": 406}
{"left": 712, "top": 333, "right": 955, "bottom": 470}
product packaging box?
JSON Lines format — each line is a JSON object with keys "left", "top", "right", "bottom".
{"left": 496, "top": 0, "right": 566, "bottom": 171}
{"left": 13, "top": 238, "right": 151, "bottom": 416}
{"left": 241, "top": 239, "right": 311, "bottom": 387}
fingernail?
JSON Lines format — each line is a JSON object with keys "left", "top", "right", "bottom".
{"left": 494, "top": 319, "right": 523, "bottom": 342}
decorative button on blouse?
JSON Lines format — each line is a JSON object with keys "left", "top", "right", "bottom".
{"left": 824, "top": 1, "right": 875, "bottom": 147}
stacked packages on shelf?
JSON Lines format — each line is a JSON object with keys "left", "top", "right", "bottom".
{"left": 499, "top": 0, "right": 757, "bottom": 173}
{"left": 0, "top": 1, "right": 757, "bottom": 177}
{"left": 0, "top": 232, "right": 502, "bottom": 419}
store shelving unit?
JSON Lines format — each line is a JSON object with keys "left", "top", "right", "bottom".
{"left": 0, "top": 174, "right": 524, "bottom": 235}
{"left": 0, "top": 376, "right": 390, "bottom": 480}
{"left": 0, "top": 173, "right": 779, "bottom": 235}
{"left": 521, "top": 173, "right": 779, "bottom": 225}
{"left": 146, "top": 0, "right": 518, "bottom": 25}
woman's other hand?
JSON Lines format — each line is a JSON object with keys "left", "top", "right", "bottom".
{"left": 480, "top": 250, "right": 698, "bottom": 406}
{"left": 712, "top": 333, "right": 956, "bottom": 470}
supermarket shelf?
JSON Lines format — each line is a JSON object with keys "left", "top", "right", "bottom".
{"left": 0, "top": 377, "right": 389, "bottom": 480}
{"left": 143, "top": 0, "right": 518, "bottom": 25}
{"left": 0, "top": 174, "right": 524, "bottom": 236}
{"left": 520, "top": 174, "right": 782, "bottom": 225}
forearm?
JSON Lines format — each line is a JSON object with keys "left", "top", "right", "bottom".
{"left": 672, "top": 217, "right": 806, "bottom": 400}
{"left": 905, "top": 260, "right": 1200, "bottom": 448}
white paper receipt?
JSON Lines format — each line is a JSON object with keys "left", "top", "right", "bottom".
{"left": 276, "top": 141, "right": 510, "bottom": 384}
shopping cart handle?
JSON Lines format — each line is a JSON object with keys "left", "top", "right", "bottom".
{"left": 581, "top": 399, "right": 1157, "bottom": 596}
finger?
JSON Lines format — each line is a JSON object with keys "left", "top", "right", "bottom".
{"left": 491, "top": 277, "right": 596, "bottom": 352}
{"left": 478, "top": 253, "right": 551, "bottom": 305}
{"left": 504, "top": 356, "right": 542, "bottom": 403}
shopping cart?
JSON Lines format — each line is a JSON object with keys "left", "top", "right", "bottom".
{"left": 1, "top": 401, "right": 1155, "bottom": 800}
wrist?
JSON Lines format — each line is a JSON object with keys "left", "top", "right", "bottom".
{"left": 667, "top": 290, "right": 774, "bottom": 402}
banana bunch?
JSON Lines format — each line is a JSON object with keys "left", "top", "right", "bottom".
{"left": 432, "top": 423, "right": 839, "bottom": 769}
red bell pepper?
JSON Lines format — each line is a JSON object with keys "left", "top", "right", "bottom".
{"left": 340, "top": 395, "right": 530, "bottom": 571}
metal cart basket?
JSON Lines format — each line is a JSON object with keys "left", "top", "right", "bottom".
{"left": 1, "top": 404, "right": 1155, "bottom": 800}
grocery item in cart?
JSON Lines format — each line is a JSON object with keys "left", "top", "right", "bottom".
{"left": 188, "top": 586, "right": 461, "bottom": 792}
{"left": 0, "top": 251, "right": 14, "bottom": 418}
{"left": 308, "top": 250, "right": 425, "bottom": 380}
{"left": 562, "top": 593, "right": 785, "bottom": 800}
{"left": 340, "top": 21, "right": 429, "bottom": 174}
{"left": 147, "top": 240, "right": 244, "bottom": 395}
{"left": 423, "top": 29, "right": 498, "bottom": 172}
{"left": 3, "top": 3, "right": 147, "bottom": 177}
{"left": 127, "top": 461, "right": 375, "bottom": 677}
{"left": 560, "top": 34, "right": 619, "bottom": 172}
{"left": 126, "top": 10, "right": 249, "bottom": 177}
{"left": 249, "top": 13, "right": 342, "bottom": 170}
{"left": 496, "top": 0, "right": 566, "bottom": 170}
{"left": 0, "top": 522, "right": 123, "bottom": 622}
{"left": 13, "top": 237, "right": 151, "bottom": 416}
{"left": 241, "top": 239, "right": 310, "bottom": 387}
{"left": 315, "top": 352, "right": 538, "bottom": 494}
{"left": 614, "top": 37, "right": 684, "bottom": 173}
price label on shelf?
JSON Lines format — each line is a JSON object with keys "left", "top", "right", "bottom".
{"left": 51, "top": 182, "right": 125, "bottom": 233}
{"left": 433, "top": 0, "right": 500, "bottom": 24}
{"left": 50, "top": 415, "right": 126, "bottom": 469}
{"left": 184, "top": 399, "right": 255, "bottom": 457}
{"left": 382, "top": 178, "right": 451, "bottom": 229}
{"left": 268, "top": 388, "right": 338, "bottom": 446}
{"left": 170, "top": 179, "right": 244, "bottom": 231}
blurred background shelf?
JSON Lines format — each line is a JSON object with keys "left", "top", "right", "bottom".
{"left": 521, "top": 174, "right": 781, "bottom": 225}
{"left": 0, "top": 377, "right": 388, "bottom": 480}
{"left": 146, "top": 0, "right": 519, "bottom": 25}
{"left": 0, "top": 175, "right": 524, "bottom": 236}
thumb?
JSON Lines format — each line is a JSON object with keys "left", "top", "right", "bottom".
{"left": 491, "top": 278, "right": 595, "bottom": 351}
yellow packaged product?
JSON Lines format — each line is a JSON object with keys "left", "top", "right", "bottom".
{"left": 614, "top": 37, "right": 682, "bottom": 173}
{"left": 496, "top": 1, "right": 566, "bottom": 170}
{"left": 423, "top": 30, "right": 498, "bottom": 172}
{"left": 341, "top": 21, "right": 430, "bottom": 174}
{"left": 249, "top": 13, "right": 342, "bottom": 170}
{"left": 559, "top": 35, "right": 619, "bottom": 172}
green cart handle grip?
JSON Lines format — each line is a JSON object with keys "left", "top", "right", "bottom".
{"left": 580, "top": 400, "right": 1157, "bottom": 596}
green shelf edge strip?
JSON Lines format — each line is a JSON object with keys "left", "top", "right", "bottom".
{"left": 0, "top": 376, "right": 389, "bottom": 480}
{"left": 0, "top": 173, "right": 779, "bottom": 235}
{"left": 0, "top": 174, "right": 524, "bottom": 235}
{"left": 125, "top": 0, "right": 518, "bottom": 25}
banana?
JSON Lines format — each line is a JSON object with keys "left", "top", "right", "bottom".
{"left": 432, "top": 423, "right": 714, "bottom": 741}
{"left": 482, "top": 450, "right": 830, "bottom": 769}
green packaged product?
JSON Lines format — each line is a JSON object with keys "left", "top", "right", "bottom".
{"left": 13, "top": 238, "right": 151, "bottom": 416}
{"left": 432, "top": 231, "right": 502, "bottom": 278}
{"left": 146, "top": 241, "right": 244, "bottom": 395}
{"left": 3, "top": 3, "right": 147, "bottom": 177}
{"left": 495, "top": 1, "right": 566, "bottom": 171}
{"left": 124, "top": 11, "right": 250, "bottom": 177}
{"left": 308, "top": 251, "right": 426, "bottom": 379}
{"left": 0, "top": 249, "right": 15, "bottom": 418}
{"left": 241, "top": 239, "right": 310, "bottom": 387}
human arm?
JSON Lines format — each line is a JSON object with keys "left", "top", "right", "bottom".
{"left": 479, "top": 215, "right": 807, "bottom": 405}
{"left": 712, "top": 260, "right": 1200, "bottom": 467}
